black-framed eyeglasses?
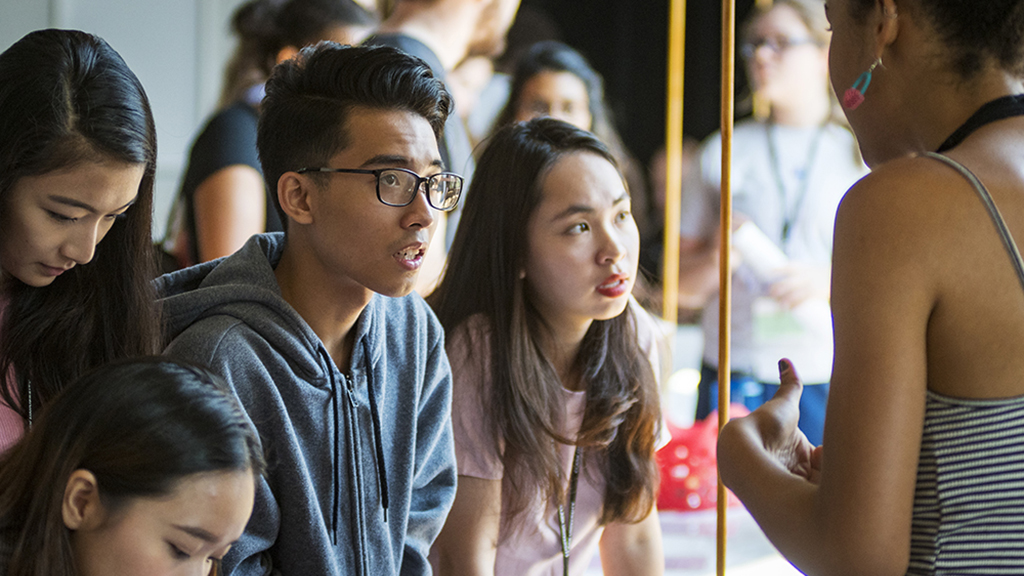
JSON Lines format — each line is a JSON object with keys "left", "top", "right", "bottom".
{"left": 296, "top": 167, "right": 464, "bottom": 212}
{"left": 740, "top": 36, "right": 817, "bottom": 59}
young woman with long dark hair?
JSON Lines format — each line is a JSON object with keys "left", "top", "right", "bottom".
{"left": 430, "top": 118, "right": 663, "bottom": 575}
{"left": 0, "top": 357, "right": 265, "bottom": 576}
{"left": 0, "top": 29, "right": 160, "bottom": 452}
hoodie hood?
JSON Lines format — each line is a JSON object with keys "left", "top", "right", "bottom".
{"left": 156, "top": 232, "right": 393, "bottom": 560}
{"left": 160, "top": 234, "right": 328, "bottom": 377}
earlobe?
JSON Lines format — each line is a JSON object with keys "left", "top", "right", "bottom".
{"left": 62, "top": 469, "right": 103, "bottom": 531}
{"left": 277, "top": 173, "right": 315, "bottom": 225}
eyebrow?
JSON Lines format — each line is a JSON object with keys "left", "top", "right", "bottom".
{"left": 359, "top": 154, "right": 446, "bottom": 172}
{"left": 172, "top": 524, "right": 231, "bottom": 545}
{"left": 48, "top": 195, "right": 137, "bottom": 214}
{"left": 551, "top": 192, "right": 630, "bottom": 221}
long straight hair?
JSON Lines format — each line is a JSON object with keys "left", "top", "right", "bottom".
{"left": 430, "top": 118, "right": 660, "bottom": 526}
{"left": 0, "top": 358, "right": 265, "bottom": 576}
{"left": 0, "top": 30, "right": 160, "bottom": 423}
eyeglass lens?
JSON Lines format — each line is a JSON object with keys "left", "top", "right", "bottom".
{"left": 740, "top": 36, "right": 813, "bottom": 59}
{"left": 378, "top": 169, "right": 462, "bottom": 211}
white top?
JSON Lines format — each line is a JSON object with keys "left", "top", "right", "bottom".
{"left": 679, "top": 119, "right": 868, "bottom": 382}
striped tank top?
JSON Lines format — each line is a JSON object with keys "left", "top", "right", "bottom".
{"left": 907, "top": 153, "right": 1024, "bottom": 575}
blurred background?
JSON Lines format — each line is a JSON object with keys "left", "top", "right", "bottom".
{"left": 0, "top": 0, "right": 758, "bottom": 239}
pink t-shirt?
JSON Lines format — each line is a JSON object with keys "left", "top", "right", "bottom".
{"left": 448, "top": 304, "right": 660, "bottom": 576}
{"left": 0, "top": 296, "right": 25, "bottom": 454}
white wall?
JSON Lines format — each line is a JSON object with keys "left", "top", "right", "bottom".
{"left": 0, "top": 0, "right": 249, "bottom": 239}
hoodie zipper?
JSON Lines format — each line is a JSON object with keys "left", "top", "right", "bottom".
{"left": 340, "top": 371, "right": 369, "bottom": 576}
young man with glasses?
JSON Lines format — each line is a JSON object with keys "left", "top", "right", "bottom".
{"left": 365, "top": 0, "right": 522, "bottom": 292}
{"left": 157, "top": 43, "right": 461, "bottom": 575}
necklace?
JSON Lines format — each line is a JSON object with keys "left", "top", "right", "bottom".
{"left": 765, "top": 121, "right": 828, "bottom": 245}
{"left": 557, "top": 446, "right": 583, "bottom": 576}
{"left": 936, "top": 94, "right": 1024, "bottom": 153}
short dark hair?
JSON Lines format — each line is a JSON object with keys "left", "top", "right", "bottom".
{"left": 849, "top": 0, "right": 1024, "bottom": 77}
{"left": 0, "top": 357, "right": 265, "bottom": 576}
{"left": 257, "top": 42, "right": 453, "bottom": 225}
{"left": 0, "top": 29, "right": 160, "bottom": 424}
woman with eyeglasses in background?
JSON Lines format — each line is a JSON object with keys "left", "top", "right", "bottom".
{"left": 676, "top": 0, "right": 867, "bottom": 445}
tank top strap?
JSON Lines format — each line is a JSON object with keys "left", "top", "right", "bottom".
{"left": 923, "top": 151, "right": 1024, "bottom": 294}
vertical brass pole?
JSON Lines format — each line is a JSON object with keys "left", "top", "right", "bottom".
{"left": 752, "top": 0, "right": 774, "bottom": 119}
{"left": 662, "top": 0, "right": 687, "bottom": 324}
{"left": 717, "top": 0, "right": 736, "bottom": 574}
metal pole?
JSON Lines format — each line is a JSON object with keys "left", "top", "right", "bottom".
{"left": 717, "top": 0, "right": 736, "bottom": 573}
{"left": 662, "top": 0, "right": 686, "bottom": 325}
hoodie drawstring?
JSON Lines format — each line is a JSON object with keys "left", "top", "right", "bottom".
{"left": 319, "top": 348, "right": 342, "bottom": 546}
{"left": 364, "top": 340, "right": 390, "bottom": 522}
{"left": 320, "top": 342, "right": 390, "bottom": 539}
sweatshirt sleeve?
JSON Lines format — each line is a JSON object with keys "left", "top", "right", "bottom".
{"left": 164, "top": 321, "right": 281, "bottom": 576}
{"left": 400, "top": 319, "right": 457, "bottom": 576}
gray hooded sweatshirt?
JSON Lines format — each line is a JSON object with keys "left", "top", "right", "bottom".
{"left": 156, "top": 233, "right": 456, "bottom": 576}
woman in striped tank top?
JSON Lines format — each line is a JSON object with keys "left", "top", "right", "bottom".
{"left": 718, "top": 1, "right": 1024, "bottom": 574}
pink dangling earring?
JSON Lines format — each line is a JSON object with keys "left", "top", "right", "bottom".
{"left": 842, "top": 58, "right": 881, "bottom": 110}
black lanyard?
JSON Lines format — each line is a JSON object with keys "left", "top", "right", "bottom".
{"left": 765, "top": 121, "right": 827, "bottom": 244}
{"left": 937, "top": 94, "right": 1024, "bottom": 153}
{"left": 557, "top": 446, "right": 583, "bottom": 576}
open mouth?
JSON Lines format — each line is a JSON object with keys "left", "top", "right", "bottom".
{"left": 597, "top": 275, "right": 629, "bottom": 297}
{"left": 395, "top": 245, "right": 426, "bottom": 270}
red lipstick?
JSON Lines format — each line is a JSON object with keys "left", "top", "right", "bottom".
{"left": 596, "top": 273, "right": 629, "bottom": 298}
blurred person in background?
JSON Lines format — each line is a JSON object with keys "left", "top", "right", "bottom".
{"left": 677, "top": 0, "right": 867, "bottom": 445}
{"left": 163, "top": 0, "right": 376, "bottom": 270}
{"left": 493, "top": 41, "right": 653, "bottom": 241}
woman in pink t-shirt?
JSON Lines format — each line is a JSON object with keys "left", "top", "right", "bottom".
{"left": 0, "top": 29, "right": 161, "bottom": 452}
{"left": 429, "top": 118, "right": 664, "bottom": 575}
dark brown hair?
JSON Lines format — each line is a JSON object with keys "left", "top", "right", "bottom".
{"left": 0, "top": 29, "right": 160, "bottom": 424}
{"left": 495, "top": 41, "right": 654, "bottom": 234}
{"left": 430, "top": 118, "right": 660, "bottom": 527}
{"left": 219, "top": 0, "right": 377, "bottom": 107}
{"left": 0, "top": 357, "right": 265, "bottom": 576}
{"left": 849, "top": 0, "right": 1024, "bottom": 77}
{"left": 257, "top": 42, "right": 452, "bottom": 225}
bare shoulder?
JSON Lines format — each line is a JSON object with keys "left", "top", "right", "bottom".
{"left": 836, "top": 154, "right": 975, "bottom": 254}
{"left": 839, "top": 155, "right": 959, "bottom": 216}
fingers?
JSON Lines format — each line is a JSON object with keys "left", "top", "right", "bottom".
{"left": 807, "top": 445, "right": 824, "bottom": 485}
{"left": 778, "top": 358, "right": 801, "bottom": 385}
{"left": 810, "top": 444, "right": 824, "bottom": 470}
{"left": 774, "top": 358, "right": 804, "bottom": 404}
